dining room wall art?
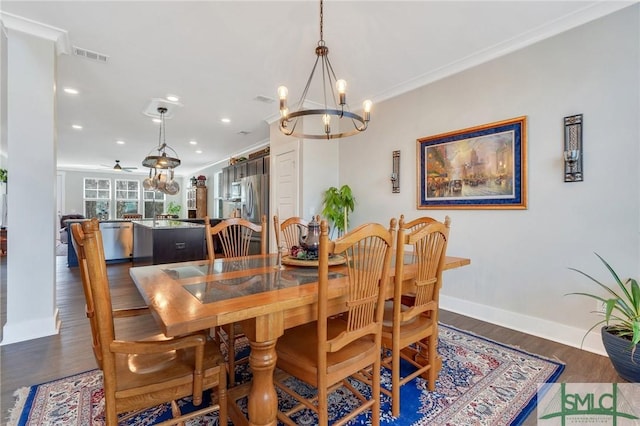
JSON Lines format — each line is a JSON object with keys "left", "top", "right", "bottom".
{"left": 417, "top": 116, "right": 527, "bottom": 209}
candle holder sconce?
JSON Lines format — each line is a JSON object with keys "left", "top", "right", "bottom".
{"left": 391, "top": 150, "right": 400, "bottom": 193}
{"left": 564, "top": 114, "right": 583, "bottom": 182}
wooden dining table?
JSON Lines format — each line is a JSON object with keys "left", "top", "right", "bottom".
{"left": 129, "top": 253, "right": 470, "bottom": 426}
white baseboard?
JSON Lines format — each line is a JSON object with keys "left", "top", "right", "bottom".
{"left": 0, "top": 307, "right": 61, "bottom": 346}
{"left": 440, "top": 294, "right": 607, "bottom": 357}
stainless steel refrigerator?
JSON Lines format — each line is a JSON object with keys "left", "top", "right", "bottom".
{"left": 240, "top": 174, "right": 269, "bottom": 252}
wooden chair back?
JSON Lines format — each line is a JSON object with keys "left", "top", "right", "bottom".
{"left": 274, "top": 218, "right": 395, "bottom": 425}
{"left": 205, "top": 215, "right": 266, "bottom": 261}
{"left": 380, "top": 215, "right": 450, "bottom": 416}
{"left": 72, "top": 218, "right": 227, "bottom": 425}
{"left": 122, "top": 213, "right": 142, "bottom": 220}
{"left": 394, "top": 215, "right": 450, "bottom": 323}
{"left": 319, "top": 219, "right": 395, "bottom": 354}
{"left": 70, "top": 221, "right": 105, "bottom": 368}
{"left": 156, "top": 214, "right": 175, "bottom": 219}
{"left": 273, "top": 215, "right": 311, "bottom": 253}
{"left": 397, "top": 214, "right": 438, "bottom": 262}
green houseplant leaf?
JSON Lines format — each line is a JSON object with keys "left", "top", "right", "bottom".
{"left": 567, "top": 253, "right": 640, "bottom": 353}
{"left": 321, "top": 185, "right": 355, "bottom": 238}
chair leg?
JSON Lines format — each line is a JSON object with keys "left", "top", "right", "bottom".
{"left": 318, "top": 385, "right": 329, "bottom": 426}
{"left": 218, "top": 366, "right": 228, "bottom": 425}
{"left": 391, "top": 341, "right": 401, "bottom": 417}
{"left": 225, "top": 324, "right": 236, "bottom": 387}
{"left": 372, "top": 358, "right": 381, "bottom": 426}
{"left": 428, "top": 333, "right": 437, "bottom": 391}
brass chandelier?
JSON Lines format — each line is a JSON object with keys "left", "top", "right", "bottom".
{"left": 278, "top": 0, "right": 372, "bottom": 140}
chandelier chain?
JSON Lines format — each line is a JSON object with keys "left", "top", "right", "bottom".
{"left": 319, "top": 0, "right": 324, "bottom": 41}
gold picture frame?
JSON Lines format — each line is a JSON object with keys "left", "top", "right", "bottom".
{"left": 417, "top": 116, "right": 527, "bottom": 209}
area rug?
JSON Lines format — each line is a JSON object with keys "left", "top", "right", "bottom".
{"left": 8, "top": 324, "right": 564, "bottom": 425}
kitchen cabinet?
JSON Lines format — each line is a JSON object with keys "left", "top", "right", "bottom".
{"left": 221, "top": 154, "right": 269, "bottom": 201}
{"left": 187, "top": 186, "right": 207, "bottom": 218}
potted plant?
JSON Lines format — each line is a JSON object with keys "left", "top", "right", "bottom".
{"left": 0, "top": 169, "right": 6, "bottom": 183}
{"left": 567, "top": 253, "right": 640, "bottom": 381}
{"left": 321, "top": 184, "right": 355, "bottom": 238}
{"left": 166, "top": 201, "right": 181, "bottom": 217}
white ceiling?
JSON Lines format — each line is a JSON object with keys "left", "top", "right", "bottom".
{"left": 1, "top": 1, "right": 634, "bottom": 176}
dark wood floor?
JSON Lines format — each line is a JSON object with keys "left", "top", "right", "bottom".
{"left": 0, "top": 254, "right": 622, "bottom": 425}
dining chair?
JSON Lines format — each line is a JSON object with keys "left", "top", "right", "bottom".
{"left": 156, "top": 213, "right": 176, "bottom": 219}
{"left": 204, "top": 214, "right": 267, "bottom": 387}
{"left": 273, "top": 215, "right": 311, "bottom": 254}
{"left": 380, "top": 215, "right": 451, "bottom": 416}
{"left": 70, "top": 219, "right": 227, "bottom": 426}
{"left": 122, "top": 213, "right": 142, "bottom": 220}
{"left": 70, "top": 221, "right": 150, "bottom": 369}
{"left": 274, "top": 218, "right": 396, "bottom": 426}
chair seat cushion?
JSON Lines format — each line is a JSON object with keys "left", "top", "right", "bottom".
{"left": 276, "top": 318, "right": 378, "bottom": 387}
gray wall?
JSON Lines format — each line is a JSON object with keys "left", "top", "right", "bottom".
{"left": 338, "top": 7, "right": 639, "bottom": 354}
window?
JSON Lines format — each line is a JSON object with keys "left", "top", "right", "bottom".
{"left": 115, "top": 179, "right": 140, "bottom": 218}
{"left": 84, "top": 178, "right": 111, "bottom": 220}
{"left": 143, "top": 190, "right": 165, "bottom": 218}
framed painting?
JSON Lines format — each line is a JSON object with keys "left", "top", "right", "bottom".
{"left": 417, "top": 116, "right": 527, "bottom": 209}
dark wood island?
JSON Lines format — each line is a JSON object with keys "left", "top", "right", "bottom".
{"left": 132, "top": 220, "right": 206, "bottom": 266}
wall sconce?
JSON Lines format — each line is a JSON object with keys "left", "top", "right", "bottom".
{"left": 391, "top": 150, "right": 400, "bottom": 193}
{"left": 564, "top": 114, "right": 583, "bottom": 182}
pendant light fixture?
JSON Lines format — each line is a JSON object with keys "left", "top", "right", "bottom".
{"left": 277, "top": 0, "right": 372, "bottom": 140}
{"left": 142, "top": 107, "right": 181, "bottom": 169}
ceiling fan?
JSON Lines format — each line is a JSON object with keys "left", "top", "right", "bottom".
{"left": 102, "top": 160, "right": 138, "bottom": 172}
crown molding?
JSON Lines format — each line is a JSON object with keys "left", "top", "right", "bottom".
{"left": 373, "top": 1, "right": 637, "bottom": 104}
{"left": 0, "top": 12, "right": 70, "bottom": 55}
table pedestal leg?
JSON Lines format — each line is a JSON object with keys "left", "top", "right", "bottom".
{"left": 247, "top": 339, "right": 278, "bottom": 426}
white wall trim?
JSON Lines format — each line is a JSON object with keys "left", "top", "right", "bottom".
{"left": 440, "top": 294, "right": 607, "bottom": 357}
{"left": 0, "top": 12, "right": 70, "bottom": 55}
{"left": 0, "top": 308, "right": 60, "bottom": 346}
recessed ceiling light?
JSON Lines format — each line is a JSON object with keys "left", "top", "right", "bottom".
{"left": 116, "top": 140, "right": 125, "bottom": 145}
{"left": 72, "top": 124, "right": 83, "bottom": 129}
{"left": 195, "top": 150, "right": 202, "bottom": 154}
{"left": 221, "top": 118, "right": 231, "bottom": 124}
{"left": 166, "top": 95, "right": 179, "bottom": 102}
{"left": 64, "top": 87, "right": 79, "bottom": 95}
{"left": 189, "top": 140, "right": 198, "bottom": 145}
{"left": 152, "top": 118, "right": 162, "bottom": 124}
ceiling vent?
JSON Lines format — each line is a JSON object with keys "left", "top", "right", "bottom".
{"left": 254, "top": 95, "right": 275, "bottom": 104}
{"left": 237, "top": 131, "right": 251, "bottom": 136}
{"left": 73, "top": 46, "right": 108, "bottom": 63}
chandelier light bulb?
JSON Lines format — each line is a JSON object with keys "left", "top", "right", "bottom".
{"left": 336, "top": 79, "right": 347, "bottom": 105}
{"left": 363, "top": 99, "right": 373, "bottom": 122}
{"left": 277, "top": 86, "right": 288, "bottom": 100}
{"left": 323, "top": 113, "right": 331, "bottom": 134}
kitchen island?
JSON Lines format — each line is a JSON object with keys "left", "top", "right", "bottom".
{"left": 132, "top": 220, "right": 206, "bottom": 266}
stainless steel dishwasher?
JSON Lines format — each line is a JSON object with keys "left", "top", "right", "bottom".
{"left": 99, "top": 221, "right": 133, "bottom": 260}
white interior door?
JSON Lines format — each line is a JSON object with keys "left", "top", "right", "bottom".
{"left": 271, "top": 140, "right": 299, "bottom": 251}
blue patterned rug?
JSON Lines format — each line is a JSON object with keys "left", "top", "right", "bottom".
{"left": 8, "top": 324, "right": 564, "bottom": 425}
